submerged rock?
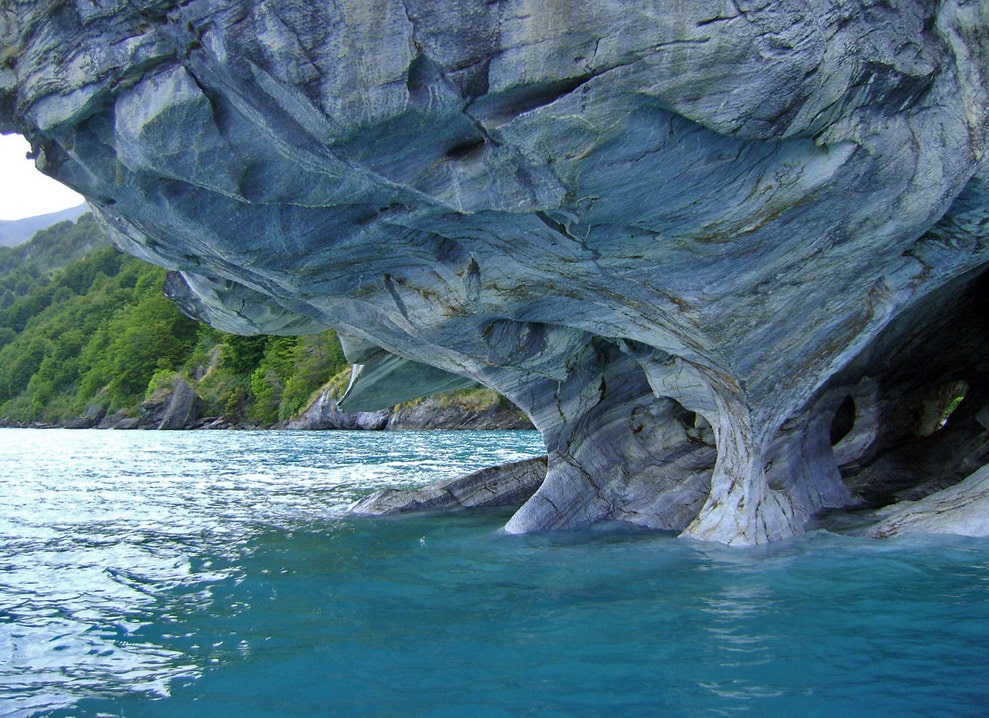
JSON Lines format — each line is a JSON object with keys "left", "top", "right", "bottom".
{"left": 350, "top": 457, "right": 547, "bottom": 515}
{"left": 2, "top": 2, "right": 988, "bottom": 543}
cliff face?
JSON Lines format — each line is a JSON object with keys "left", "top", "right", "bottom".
{"left": 3, "top": 1, "right": 988, "bottom": 543}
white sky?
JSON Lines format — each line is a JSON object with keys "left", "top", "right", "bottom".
{"left": 0, "top": 133, "right": 85, "bottom": 220}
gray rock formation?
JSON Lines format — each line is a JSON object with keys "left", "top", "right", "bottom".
{"left": 140, "top": 377, "right": 205, "bottom": 429}
{"left": 285, "top": 390, "right": 390, "bottom": 431}
{"left": 384, "top": 395, "right": 533, "bottom": 430}
{"left": 286, "top": 387, "right": 532, "bottom": 430}
{"left": 868, "top": 463, "right": 989, "bottom": 539}
{"left": 2, "top": 1, "right": 988, "bottom": 543}
{"left": 97, "top": 410, "right": 139, "bottom": 430}
{"left": 350, "top": 456, "right": 547, "bottom": 515}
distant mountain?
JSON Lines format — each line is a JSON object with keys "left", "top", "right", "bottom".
{"left": 0, "top": 212, "right": 106, "bottom": 281}
{"left": 0, "top": 204, "right": 89, "bottom": 248}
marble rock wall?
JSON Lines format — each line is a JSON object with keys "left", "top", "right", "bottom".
{"left": 2, "top": 0, "right": 988, "bottom": 542}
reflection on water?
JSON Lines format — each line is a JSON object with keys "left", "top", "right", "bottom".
{"left": 1, "top": 429, "right": 988, "bottom": 717}
{"left": 0, "top": 429, "right": 543, "bottom": 716}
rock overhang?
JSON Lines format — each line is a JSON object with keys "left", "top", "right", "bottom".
{"left": 2, "top": 0, "right": 988, "bottom": 543}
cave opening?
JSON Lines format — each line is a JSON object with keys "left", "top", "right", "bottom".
{"left": 830, "top": 265, "right": 989, "bottom": 509}
{"left": 932, "top": 380, "right": 968, "bottom": 433}
{"left": 830, "top": 394, "right": 856, "bottom": 446}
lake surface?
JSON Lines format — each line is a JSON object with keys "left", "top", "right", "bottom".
{"left": 1, "top": 428, "right": 987, "bottom": 717}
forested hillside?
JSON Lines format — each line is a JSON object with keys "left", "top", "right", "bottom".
{"left": 0, "top": 214, "right": 350, "bottom": 426}
{"left": 0, "top": 203, "right": 88, "bottom": 248}
{"left": 0, "top": 213, "right": 109, "bottom": 305}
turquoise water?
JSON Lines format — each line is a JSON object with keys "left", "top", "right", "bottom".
{"left": 1, "top": 429, "right": 987, "bottom": 717}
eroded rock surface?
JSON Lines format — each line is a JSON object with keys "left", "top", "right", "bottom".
{"left": 148, "top": 377, "right": 206, "bottom": 430}
{"left": 350, "top": 456, "right": 547, "bottom": 515}
{"left": 2, "top": 1, "right": 988, "bottom": 543}
{"left": 868, "top": 464, "right": 989, "bottom": 539}
{"left": 285, "top": 388, "right": 532, "bottom": 430}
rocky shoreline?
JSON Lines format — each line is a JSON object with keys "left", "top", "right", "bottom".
{"left": 350, "top": 456, "right": 548, "bottom": 515}
{"left": 0, "top": 378, "right": 534, "bottom": 432}
{"left": 6, "top": 374, "right": 985, "bottom": 542}
{"left": 346, "top": 452, "right": 989, "bottom": 542}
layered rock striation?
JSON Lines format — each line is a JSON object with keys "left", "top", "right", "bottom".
{"left": 351, "top": 456, "right": 547, "bottom": 516}
{"left": 3, "top": 1, "right": 988, "bottom": 543}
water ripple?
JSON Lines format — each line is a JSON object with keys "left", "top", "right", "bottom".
{"left": 0, "top": 428, "right": 544, "bottom": 715}
{"left": 1, "top": 429, "right": 988, "bottom": 717}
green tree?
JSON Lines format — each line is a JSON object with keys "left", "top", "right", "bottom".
{"left": 0, "top": 213, "right": 357, "bottom": 425}
{"left": 278, "top": 331, "right": 347, "bottom": 420}
{"left": 100, "top": 274, "right": 200, "bottom": 407}
{"left": 246, "top": 336, "right": 297, "bottom": 423}
{"left": 1, "top": 335, "right": 51, "bottom": 402}
{"left": 222, "top": 334, "right": 269, "bottom": 375}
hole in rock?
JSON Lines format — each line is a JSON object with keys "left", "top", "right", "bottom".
{"left": 406, "top": 54, "right": 444, "bottom": 109}
{"left": 470, "top": 75, "right": 590, "bottom": 125}
{"left": 912, "top": 379, "right": 969, "bottom": 437}
{"left": 445, "top": 138, "right": 487, "bottom": 164}
{"left": 936, "top": 380, "right": 968, "bottom": 431}
{"left": 830, "top": 395, "right": 856, "bottom": 445}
